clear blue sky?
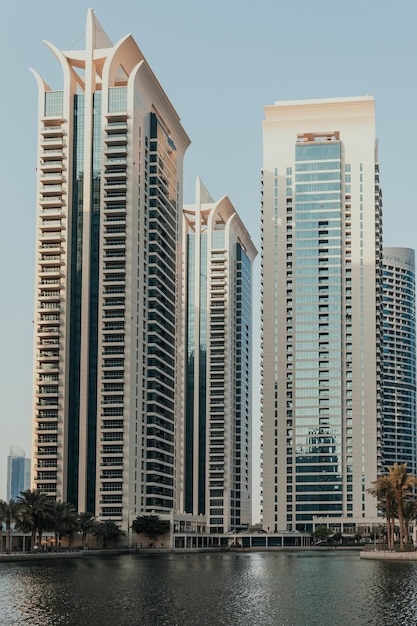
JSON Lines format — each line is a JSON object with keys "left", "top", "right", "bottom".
{"left": 1, "top": 1, "right": 416, "bottom": 518}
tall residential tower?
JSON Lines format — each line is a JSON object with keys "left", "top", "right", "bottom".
{"left": 31, "top": 10, "right": 190, "bottom": 529}
{"left": 181, "top": 179, "right": 257, "bottom": 532}
{"left": 382, "top": 247, "right": 416, "bottom": 474}
{"left": 261, "top": 97, "right": 383, "bottom": 532}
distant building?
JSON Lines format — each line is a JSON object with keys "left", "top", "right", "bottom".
{"left": 7, "top": 446, "right": 31, "bottom": 500}
{"left": 261, "top": 97, "right": 383, "bottom": 532}
{"left": 382, "top": 247, "right": 416, "bottom": 474}
{"left": 181, "top": 178, "right": 257, "bottom": 532}
{"left": 31, "top": 9, "right": 190, "bottom": 530}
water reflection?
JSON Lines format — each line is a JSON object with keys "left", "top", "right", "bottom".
{"left": 1, "top": 552, "right": 417, "bottom": 625}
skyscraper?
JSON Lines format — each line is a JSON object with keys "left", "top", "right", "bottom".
{"left": 31, "top": 10, "right": 190, "bottom": 529}
{"left": 382, "top": 247, "right": 416, "bottom": 474}
{"left": 7, "top": 446, "right": 31, "bottom": 501}
{"left": 181, "top": 178, "right": 257, "bottom": 532}
{"left": 261, "top": 97, "right": 383, "bottom": 532}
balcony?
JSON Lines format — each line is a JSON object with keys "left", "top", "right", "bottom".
{"left": 41, "top": 125, "right": 64, "bottom": 135}
{"left": 36, "top": 363, "right": 60, "bottom": 372}
{"left": 35, "top": 436, "right": 59, "bottom": 444}
{"left": 34, "top": 461, "right": 60, "bottom": 469}
{"left": 35, "top": 484, "right": 59, "bottom": 494}
{"left": 105, "top": 120, "right": 127, "bottom": 130}
{"left": 105, "top": 168, "right": 127, "bottom": 179}
{"left": 39, "top": 160, "right": 64, "bottom": 171}
{"left": 101, "top": 398, "right": 124, "bottom": 407}
{"left": 41, "top": 136, "right": 64, "bottom": 148}
{"left": 105, "top": 192, "right": 127, "bottom": 203}
{"left": 104, "top": 157, "right": 127, "bottom": 167}
{"left": 40, "top": 172, "right": 63, "bottom": 184}
{"left": 38, "top": 304, "right": 61, "bottom": 315}
{"left": 36, "top": 425, "right": 60, "bottom": 435}
{"left": 39, "top": 233, "right": 64, "bottom": 245}
{"left": 36, "top": 400, "right": 60, "bottom": 409}
{"left": 104, "top": 144, "right": 127, "bottom": 156}
{"left": 39, "top": 195, "right": 63, "bottom": 208}
{"left": 41, "top": 205, "right": 65, "bottom": 216}
{"left": 36, "top": 473, "right": 58, "bottom": 482}
{"left": 39, "top": 253, "right": 63, "bottom": 263}
{"left": 42, "top": 149, "right": 64, "bottom": 159}
{"left": 36, "top": 448, "right": 60, "bottom": 457}
{"left": 105, "top": 133, "right": 127, "bottom": 144}
{"left": 100, "top": 460, "right": 124, "bottom": 467}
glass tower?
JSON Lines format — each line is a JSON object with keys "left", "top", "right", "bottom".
{"left": 181, "top": 178, "right": 257, "bottom": 532}
{"left": 31, "top": 10, "right": 190, "bottom": 530}
{"left": 382, "top": 247, "right": 416, "bottom": 474}
{"left": 261, "top": 97, "right": 383, "bottom": 532}
{"left": 7, "top": 447, "right": 31, "bottom": 501}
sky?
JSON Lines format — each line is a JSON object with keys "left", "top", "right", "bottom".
{"left": 0, "top": 0, "right": 416, "bottom": 518}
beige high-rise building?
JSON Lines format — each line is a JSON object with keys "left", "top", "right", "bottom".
{"left": 261, "top": 97, "right": 383, "bottom": 532}
{"left": 31, "top": 10, "right": 190, "bottom": 530}
{"left": 180, "top": 178, "right": 257, "bottom": 532}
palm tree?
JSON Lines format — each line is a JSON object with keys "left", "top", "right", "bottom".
{"left": 17, "top": 489, "right": 53, "bottom": 550}
{"left": 78, "top": 512, "right": 96, "bottom": 548}
{"left": 388, "top": 463, "right": 417, "bottom": 549}
{"left": 50, "top": 501, "right": 79, "bottom": 547}
{"left": 0, "top": 499, "right": 24, "bottom": 554}
{"left": 402, "top": 499, "right": 417, "bottom": 544}
{"left": 368, "top": 474, "right": 396, "bottom": 549}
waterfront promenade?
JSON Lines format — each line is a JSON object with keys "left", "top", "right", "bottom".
{"left": 0, "top": 544, "right": 362, "bottom": 563}
{"left": 360, "top": 549, "right": 417, "bottom": 561}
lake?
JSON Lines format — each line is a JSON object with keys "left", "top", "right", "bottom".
{"left": 1, "top": 550, "right": 417, "bottom": 625}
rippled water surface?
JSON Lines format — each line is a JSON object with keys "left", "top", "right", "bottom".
{"left": 1, "top": 551, "right": 417, "bottom": 625}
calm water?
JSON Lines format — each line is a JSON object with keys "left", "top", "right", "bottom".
{"left": 1, "top": 551, "right": 417, "bottom": 625}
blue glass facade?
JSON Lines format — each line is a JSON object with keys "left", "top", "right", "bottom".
{"left": 67, "top": 94, "right": 85, "bottom": 507}
{"left": 44, "top": 91, "right": 64, "bottom": 117}
{"left": 185, "top": 232, "right": 207, "bottom": 514}
{"left": 382, "top": 249, "right": 416, "bottom": 475}
{"left": 67, "top": 92, "right": 102, "bottom": 511}
{"left": 7, "top": 454, "right": 30, "bottom": 500}
{"left": 292, "top": 140, "right": 344, "bottom": 525}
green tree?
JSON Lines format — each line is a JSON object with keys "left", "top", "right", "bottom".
{"left": 313, "top": 526, "right": 331, "bottom": 542}
{"left": 17, "top": 489, "right": 53, "bottom": 550}
{"left": 132, "top": 515, "right": 170, "bottom": 544}
{"left": 0, "top": 499, "right": 24, "bottom": 553}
